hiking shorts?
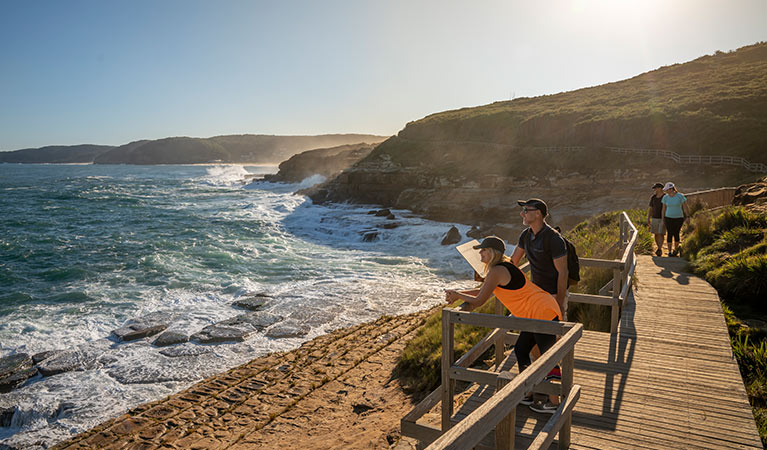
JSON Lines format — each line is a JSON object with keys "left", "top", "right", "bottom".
{"left": 650, "top": 218, "right": 665, "bottom": 235}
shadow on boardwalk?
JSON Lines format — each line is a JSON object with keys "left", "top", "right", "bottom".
{"left": 565, "top": 255, "right": 761, "bottom": 449}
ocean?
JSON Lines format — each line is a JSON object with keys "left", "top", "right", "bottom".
{"left": 0, "top": 164, "right": 476, "bottom": 448}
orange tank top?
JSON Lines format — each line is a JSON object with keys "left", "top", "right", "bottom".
{"left": 492, "top": 262, "right": 562, "bottom": 321}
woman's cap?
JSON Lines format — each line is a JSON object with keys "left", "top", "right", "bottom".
{"left": 652, "top": 182, "right": 664, "bottom": 189}
{"left": 517, "top": 198, "right": 548, "bottom": 216}
{"left": 664, "top": 182, "right": 675, "bottom": 191}
{"left": 473, "top": 236, "right": 506, "bottom": 253}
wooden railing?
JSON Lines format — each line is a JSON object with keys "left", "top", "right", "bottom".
{"left": 607, "top": 147, "right": 767, "bottom": 173}
{"left": 519, "top": 212, "right": 638, "bottom": 333}
{"left": 401, "top": 212, "right": 638, "bottom": 449}
{"left": 435, "top": 312, "right": 582, "bottom": 450}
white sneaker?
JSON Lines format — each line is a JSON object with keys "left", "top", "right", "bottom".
{"left": 529, "top": 400, "right": 558, "bottom": 414}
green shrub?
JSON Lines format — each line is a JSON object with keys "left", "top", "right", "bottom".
{"left": 707, "top": 255, "right": 767, "bottom": 307}
{"left": 394, "top": 300, "right": 497, "bottom": 393}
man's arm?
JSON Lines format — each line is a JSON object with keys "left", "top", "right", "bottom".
{"left": 553, "top": 255, "right": 568, "bottom": 315}
{"left": 511, "top": 246, "right": 525, "bottom": 266}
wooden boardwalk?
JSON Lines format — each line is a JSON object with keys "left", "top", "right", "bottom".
{"left": 416, "top": 255, "right": 761, "bottom": 449}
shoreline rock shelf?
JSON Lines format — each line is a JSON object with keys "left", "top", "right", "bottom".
{"left": 50, "top": 306, "right": 437, "bottom": 450}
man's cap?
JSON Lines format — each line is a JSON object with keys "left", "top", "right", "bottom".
{"left": 663, "top": 182, "right": 675, "bottom": 191}
{"left": 517, "top": 198, "right": 548, "bottom": 217}
{"left": 473, "top": 236, "right": 506, "bottom": 253}
{"left": 652, "top": 183, "right": 664, "bottom": 189}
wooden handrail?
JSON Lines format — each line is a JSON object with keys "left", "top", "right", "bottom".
{"left": 427, "top": 323, "right": 583, "bottom": 450}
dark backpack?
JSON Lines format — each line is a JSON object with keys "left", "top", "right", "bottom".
{"left": 546, "top": 227, "right": 581, "bottom": 286}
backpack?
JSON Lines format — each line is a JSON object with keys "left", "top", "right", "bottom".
{"left": 546, "top": 226, "right": 581, "bottom": 286}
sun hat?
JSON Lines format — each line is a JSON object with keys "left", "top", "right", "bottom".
{"left": 517, "top": 198, "right": 548, "bottom": 217}
{"left": 663, "top": 182, "right": 675, "bottom": 191}
{"left": 473, "top": 236, "right": 506, "bottom": 253}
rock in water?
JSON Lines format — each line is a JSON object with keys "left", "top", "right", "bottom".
{"left": 36, "top": 340, "right": 110, "bottom": 377}
{"left": 466, "top": 226, "right": 482, "bottom": 239}
{"left": 152, "top": 331, "right": 189, "bottom": 347}
{"left": 265, "top": 320, "right": 311, "bottom": 339}
{"left": 441, "top": 226, "right": 461, "bottom": 245}
{"left": 191, "top": 312, "right": 283, "bottom": 344}
{"left": 0, "top": 354, "right": 36, "bottom": 393}
{"left": 232, "top": 295, "right": 270, "bottom": 311}
{"left": 374, "top": 208, "right": 391, "bottom": 216}
{"left": 159, "top": 345, "right": 212, "bottom": 358}
{"left": 31, "top": 351, "right": 57, "bottom": 364}
{"left": 111, "top": 312, "right": 170, "bottom": 342}
{"left": 362, "top": 231, "right": 379, "bottom": 242}
{"left": 0, "top": 406, "right": 14, "bottom": 427}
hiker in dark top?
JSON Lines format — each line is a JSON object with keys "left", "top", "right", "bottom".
{"left": 648, "top": 183, "right": 666, "bottom": 256}
{"left": 510, "top": 198, "right": 568, "bottom": 318}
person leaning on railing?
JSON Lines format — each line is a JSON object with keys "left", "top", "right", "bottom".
{"left": 444, "top": 236, "right": 563, "bottom": 414}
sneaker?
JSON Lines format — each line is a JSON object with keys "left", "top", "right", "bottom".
{"left": 520, "top": 394, "right": 534, "bottom": 405}
{"left": 544, "top": 366, "right": 561, "bottom": 382}
{"left": 529, "top": 400, "right": 558, "bottom": 414}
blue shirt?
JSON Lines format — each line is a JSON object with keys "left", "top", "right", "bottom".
{"left": 662, "top": 193, "right": 687, "bottom": 218}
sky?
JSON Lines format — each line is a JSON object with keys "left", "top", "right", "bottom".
{"left": 1, "top": 0, "right": 766, "bottom": 151}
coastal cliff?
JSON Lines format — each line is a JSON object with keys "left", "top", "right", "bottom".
{"left": 308, "top": 43, "right": 767, "bottom": 234}
{"left": 263, "top": 142, "right": 378, "bottom": 182}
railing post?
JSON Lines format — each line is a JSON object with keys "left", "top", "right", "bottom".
{"left": 494, "top": 297, "right": 505, "bottom": 368}
{"left": 559, "top": 348, "right": 575, "bottom": 449}
{"left": 441, "top": 308, "right": 455, "bottom": 431}
{"left": 611, "top": 268, "right": 621, "bottom": 333}
{"left": 495, "top": 372, "right": 515, "bottom": 450}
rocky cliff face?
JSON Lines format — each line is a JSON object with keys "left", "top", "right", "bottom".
{"left": 308, "top": 145, "right": 754, "bottom": 239}
{"left": 263, "top": 143, "right": 376, "bottom": 182}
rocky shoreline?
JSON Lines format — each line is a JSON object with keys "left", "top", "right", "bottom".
{"left": 47, "top": 307, "right": 437, "bottom": 450}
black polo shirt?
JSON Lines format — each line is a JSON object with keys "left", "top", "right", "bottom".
{"left": 649, "top": 195, "right": 663, "bottom": 219}
{"left": 517, "top": 224, "right": 567, "bottom": 295}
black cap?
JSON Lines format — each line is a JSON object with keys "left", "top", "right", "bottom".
{"left": 652, "top": 183, "right": 664, "bottom": 189}
{"left": 473, "top": 236, "right": 506, "bottom": 253}
{"left": 517, "top": 198, "right": 548, "bottom": 217}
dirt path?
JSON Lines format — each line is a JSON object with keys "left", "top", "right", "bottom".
{"left": 53, "top": 307, "right": 437, "bottom": 450}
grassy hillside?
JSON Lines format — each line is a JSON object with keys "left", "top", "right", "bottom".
{"left": 364, "top": 42, "right": 767, "bottom": 177}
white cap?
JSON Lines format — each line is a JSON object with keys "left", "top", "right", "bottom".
{"left": 663, "top": 182, "right": 675, "bottom": 191}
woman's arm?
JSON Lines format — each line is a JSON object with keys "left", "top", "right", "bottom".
{"left": 662, "top": 204, "right": 667, "bottom": 220}
{"left": 445, "top": 267, "right": 505, "bottom": 311}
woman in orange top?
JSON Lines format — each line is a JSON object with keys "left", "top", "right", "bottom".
{"left": 445, "top": 236, "right": 562, "bottom": 411}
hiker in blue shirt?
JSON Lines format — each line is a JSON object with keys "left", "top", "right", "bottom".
{"left": 661, "top": 182, "right": 690, "bottom": 257}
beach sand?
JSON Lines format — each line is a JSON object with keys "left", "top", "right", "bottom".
{"left": 52, "top": 307, "right": 437, "bottom": 449}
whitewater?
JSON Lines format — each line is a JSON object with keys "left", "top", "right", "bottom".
{"left": 0, "top": 164, "right": 477, "bottom": 448}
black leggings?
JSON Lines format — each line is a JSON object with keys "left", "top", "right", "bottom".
{"left": 515, "top": 317, "right": 559, "bottom": 370}
{"left": 664, "top": 217, "right": 684, "bottom": 243}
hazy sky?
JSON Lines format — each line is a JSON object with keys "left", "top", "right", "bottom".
{"left": 1, "top": 0, "right": 765, "bottom": 150}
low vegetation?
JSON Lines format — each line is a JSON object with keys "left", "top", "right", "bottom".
{"left": 681, "top": 205, "right": 767, "bottom": 445}
{"left": 395, "top": 209, "right": 654, "bottom": 393}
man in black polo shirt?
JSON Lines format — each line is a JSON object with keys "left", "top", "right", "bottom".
{"left": 510, "top": 198, "right": 568, "bottom": 316}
